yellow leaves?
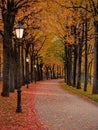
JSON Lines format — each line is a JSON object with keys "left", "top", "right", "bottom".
{"left": 45, "top": 0, "right": 60, "bottom": 14}
{"left": 39, "top": 32, "right": 64, "bottom": 65}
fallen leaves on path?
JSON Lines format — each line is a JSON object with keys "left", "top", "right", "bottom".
{"left": 0, "top": 82, "right": 46, "bottom": 130}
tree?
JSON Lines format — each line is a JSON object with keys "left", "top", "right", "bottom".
{"left": 52, "top": 0, "right": 98, "bottom": 93}
{"left": 0, "top": 0, "right": 18, "bottom": 96}
{"left": 0, "top": 0, "right": 41, "bottom": 97}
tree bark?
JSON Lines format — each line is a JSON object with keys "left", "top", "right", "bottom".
{"left": 77, "top": 39, "right": 82, "bottom": 89}
{"left": 93, "top": 21, "right": 98, "bottom": 94}
{"left": 73, "top": 44, "right": 78, "bottom": 87}
{"left": 68, "top": 45, "right": 72, "bottom": 86}
{"left": 64, "top": 45, "right": 67, "bottom": 82}
{"left": 84, "top": 21, "right": 88, "bottom": 91}
{"left": 9, "top": 57, "right": 15, "bottom": 92}
{"left": 1, "top": 38, "right": 10, "bottom": 96}
{"left": 1, "top": 1, "right": 16, "bottom": 96}
{"left": 21, "top": 44, "right": 25, "bottom": 85}
{"left": 1, "top": 22, "right": 13, "bottom": 96}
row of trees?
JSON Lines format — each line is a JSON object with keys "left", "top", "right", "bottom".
{"left": 0, "top": 0, "right": 64, "bottom": 97}
{"left": 43, "top": 64, "right": 63, "bottom": 79}
{"left": 0, "top": 0, "right": 98, "bottom": 97}
{"left": 0, "top": 0, "right": 49, "bottom": 97}
{"left": 64, "top": 22, "right": 93, "bottom": 91}
{"left": 48, "top": 0, "right": 98, "bottom": 94}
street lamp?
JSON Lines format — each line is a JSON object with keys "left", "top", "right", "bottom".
{"left": 15, "top": 21, "right": 24, "bottom": 113}
{"left": 26, "top": 57, "right": 29, "bottom": 63}
{"left": 15, "top": 21, "right": 24, "bottom": 39}
{"left": 26, "top": 57, "right": 29, "bottom": 88}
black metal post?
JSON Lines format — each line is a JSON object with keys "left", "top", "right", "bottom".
{"left": 16, "top": 88, "right": 22, "bottom": 112}
{"left": 16, "top": 44, "right": 22, "bottom": 113}
{"left": 15, "top": 21, "right": 24, "bottom": 113}
{"left": 26, "top": 61, "right": 28, "bottom": 88}
{"left": 26, "top": 58, "right": 29, "bottom": 88}
{"left": 34, "top": 67, "right": 36, "bottom": 84}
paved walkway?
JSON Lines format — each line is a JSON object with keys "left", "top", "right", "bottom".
{"left": 34, "top": 79, "right": 98, "bottom": 130}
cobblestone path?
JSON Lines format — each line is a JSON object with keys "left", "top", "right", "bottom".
{"left": 34, "top": 79, "right": 98, "bottom": 130}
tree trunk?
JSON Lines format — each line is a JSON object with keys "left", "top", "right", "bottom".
{"left": 1, "top": 2, "right": 16, "bottom": 96}
{"left": 66, "top": 45, "right": 69, "bottom": 84}
{"left": 93, "top": 21, "right": 98, "bottom": 94}
{"left": 1, "top": 23, "right": 13, "bottom": 96}
{"left": 68, "top": 45, "right": 72, "bottom": 86}
{"left": 52, "top": 64, "right": 55, "bottom": 79}
{"left": 1, "top": 39, "right": 10, "bottom": 96}
{"left": 64, "top": 45, "right": 67, "bottom": 82}
{"left": 21, "top": 44, "right": 25, "bottom": 85}
{"left": 84, "top": 21, "right": 88, "bottom": 91}
{"left": 9, "top": 57, "right": 15, "bottom": 92}
{"left": 66, "top": 45, "right": 72, "bottom": 86}
{"left": 77, "top": 40, "right": 82, "bottom": 89}
{"left": 88, "top": 60, "right": 93, "bottom": 85}
{"left": 73, "top": 44, "right": 78, "bottom": 87}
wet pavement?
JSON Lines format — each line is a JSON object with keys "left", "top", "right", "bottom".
{"left": 34, "top": 79, "right": 98, "bottom": 130}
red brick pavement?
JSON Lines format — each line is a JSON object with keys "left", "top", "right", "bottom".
{"left": 34, "top": 79, "right": 98, "bottom": 130}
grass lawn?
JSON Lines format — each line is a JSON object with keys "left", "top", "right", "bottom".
{"left": 60, "top": 81, "right": 98, "bottom": 103}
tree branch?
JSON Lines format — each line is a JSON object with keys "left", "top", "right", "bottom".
{"left": 0, "top": 30, "right": 4, "bottom": 37}
{"left": 54, "top": 0, "right": 92, "bottom": 13}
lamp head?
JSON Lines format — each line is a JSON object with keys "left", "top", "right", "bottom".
{"left": 26, "top": 57, "right": 29, "bottom": 62}
{"left": 15, "top": 21, "right": 24, "bottom": 39}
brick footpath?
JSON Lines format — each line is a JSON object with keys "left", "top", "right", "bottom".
{"left": 34, "top": 79, "right": 98, "bottom": 130}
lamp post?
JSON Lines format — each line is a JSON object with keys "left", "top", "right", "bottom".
{"left": 15, "top": 21, "right": 24, "bottom": 113}
{"left": 34, "top": 64, "right": 37, "bottom": 84}
{"left": 26, "top": 57, "right": 29, "bottom": 88}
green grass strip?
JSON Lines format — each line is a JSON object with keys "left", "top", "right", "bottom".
{"left": 60, "top": 81, "right": 98, "bottom": 102}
